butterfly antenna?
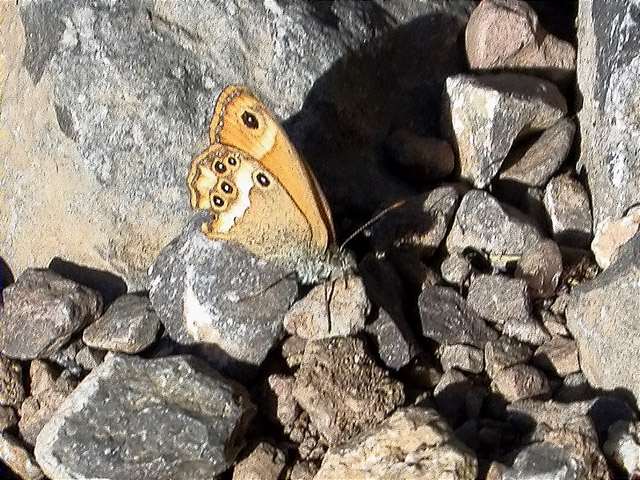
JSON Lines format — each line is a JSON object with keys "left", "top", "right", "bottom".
{"left": 339, "top": 199, "right": 407, "bottom": 252}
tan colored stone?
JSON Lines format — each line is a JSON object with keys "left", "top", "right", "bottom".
{"left": 0, "top": 432, "right": 43, "bottom": 480}
{"left": 232, "top": 442, "right": 286, "bottom": 480}
{"left": 591, "top": 206, "right": 640, "bottom": 269}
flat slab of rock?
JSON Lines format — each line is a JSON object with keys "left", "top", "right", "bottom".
{"left": 149, "top": 215, "right": 297, "bottom": 378}
{"left": 443, "top": 73, "right": 567, "bottom": 188}
{"left": 35, "top": 354, "right": 255, "bottom": 480}
{"left": 0, "top": 269, "right": 102, "bottom": 359}
{"left": 315, "top": 407, "right": 477, "bottom": 480}
{"left": 83, "top": 294, "right": 160, "bottom": 353}
{"left": 467, "top": 275, "right": 530, "bottom": 326}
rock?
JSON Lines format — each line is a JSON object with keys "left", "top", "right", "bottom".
{"left": 540, "top": 311, "right": 569, "bottom": 337}
{"left": 265, "top": 374, "right": 300, "bottom": 429}
{"left": 292, "top": 336, "right": 404, "bottom": 446}
{"left": 484, "top": 336, "right": 533, "bottom": 379}
{"left": 467, "top": 275, "right": 530, "bottom": 326}
{"left": 466, "top": 0, "right": 576, "bottom": 85}
{"left": 591, "top": 206, "right": 640, "bottom": 269}
{"left": 486, "top": 462, "right": 507, "bottom": 480}
{"left": 533, "top": 336, "right": 580, "bottom": 377}
{"left": 0, "top": 0, "right": 475, "bottom": 288}
{"left": 385, "top": 129, "right": 455, "bottom": 181}
{"left": 440, "top": 253, "right": 473, "bottom": 286}
{"left": 0, "top": 268, "right": 102, "bottom": 359}
{"left": 446, "top": 190, "right": 544, "bottom": 264}
{"left": 515, "top": 239, "right": 563, "bottom": 297}
{"left": 419, "top": 286, "right": 498, "bottom": 348}
{"left": 492, "top": 364, "right": 550, "bottom": 402}
{"left": 286, "top": 461, "right": 318, "bottom": 480}
{"left": 46, "top": 338, "right": 85, "bottom": 376}
{"left": 281, "top": 335, "right": 306, "bottom": 370}
{"left": 286, "top": 411, "right": 325, "bottom": 461}
{"left": 0, "top": 406, "right": 17, "bottom": 431}
{"left": 366, "top": 308, "right": 419, "bottom": 371}
{"left": 566, "top": 233, "right": 640, "bottom": 400}
{"left": 370, "top": 186, "right": 461, "bottom": 255}
{"left": 18, "top": 360, "right": 77, "bottom": 446}
{"left": 232, "top": 442, "right": 286, "bottom": 480}
{"left": 403, "top": 355, "right": 443, "bottom": 390}
{"left": 577, "top": 0, "right": 640, "bottom": 235}
{"left": 0, "top": 432, "right": 44, "bottom": 480}
{"left": 284, "top": 273, "right": 369, "bottom": 340}
{"left": 443, "top": 73, "right": 567, "bottom": 188}
{"left": 315, "top": 407, "right": 477, "bottom": 480}
{"left": 501, "top": 316, "right": 551, "bottom": 346}
{"left": 74, "top": 346, "right": 105, "bottom": 371}
{"left": 544, "top": 173, "right": 593, "bottom": 248}
{"left": 604, "top": 421, "right": 640, "bottom": 476}
{"left": 83, "top": 294, "right": 160, "bottom": 353}
{"left": 555, "top": 372, "right": 594, "bottom": 403}
{"left": 35, "top": 354, "right": 255, "bottom": 480}
{"left": 433, "top": 369, "right": 474, "bottom": 421}
{"left": 0, "top": 355, "right": 25, "bottom": 408}
{"left": 499, "top": 118, "right": 576, "bottom": 187}
{"left": 440, "top": 344, "right": 484, "bottom": 374}
{"left": 149, "top": 215, "right": 297, "bottom": 378}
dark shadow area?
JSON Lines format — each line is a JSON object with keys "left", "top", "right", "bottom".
{"left": 48, "top": 257, "right": 127, "bottom": 306}
{"left": 0, "top": 257, "right": 14, "bottom": 294}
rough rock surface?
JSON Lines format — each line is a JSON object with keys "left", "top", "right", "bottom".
{"left": 441, "top": 253, "right": 473, "bottom": 286}
{"left": 292, "top": 336, "right": 404, "bottom": 447}
{"left": 35, "top": 354, "right": 255, "bottom": 480}
{"left": 366, "top": 308, "right": 419, "bottom": 371}
{"left": 315, "top": 407, "right": 477, "bottom": 480}
{"left": 0, "top": 269, "right": 102, "bottom": 359}
{"left": 533, "top": 336, "right": 580, "bottom": 377}
{"left": 604, "top": 421, "right": 640, "bottom": 476}
{"left": 443, "top": 73, "right": 567, "bottom": 188}
{"left": 544, "top": 173, "right": 593, "bottom": 248}
{"left": 0, "top": 355, "right": 25, "bottom": 408}
{"left": 0, "top": 432, "right": 44, "bottom": 480}
{"left": 232, "top": 442, "right": 286, "bottom": 480}
{"left": 515, "top": 239, "right": 563, "bottom": 297}
{"left": 484, "top": 336, "right": 533, "bottom": 379}
{"left": 466, "top": 0, "right": 576, "bottom": 85}
{"left": 440, "top": 344, "right": 484, "bottom": 374}
{"left": 149, "top": 215, "right": 297, "bottom": 378}
{"left": 491, "top": 364, "right": 550, "bottom": 402}
{"left": 83, "top": 294, "right": 160, "bottom": 353}
{"left": 591, "top": 206, "right": 640, "bottom": 269}
{"left": 467, "top": 275, "right": 530, "bottom": 326}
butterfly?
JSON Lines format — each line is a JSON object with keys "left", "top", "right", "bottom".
{"left": 187, "top": 85, "right": 351, "bottom": 284}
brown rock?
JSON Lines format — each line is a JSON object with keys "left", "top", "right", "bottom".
{"left": 232, "top": 442, "right": 286, "bottom": 480}
{"left": 286, "top": 461, "right": 318, "bottom": 480}
{"left": 485, "top": 336, "right": 533, "bottom": 379}
{"left": 515, "top": 239, "right": 563, "bottom": 298}
{"left": 0, "top": 354, "right": 25, "bottom": 408}
{"left": 591, "top": 206, "right": 640, "bottom": 270}
{"left": 281, "top": 335, "right": 306, "bottom": 369}
{"left": 0, "top": 406, "right": 17, "bottom": 432}
{"left": 0, "top": 432, "right": 44, "bottom": 480}
{"left": 440, "top": 344, "right": 484, "bottom": 374}
{"left": 492, "top": 364, "right": 550, "bottom": 402}
{"left": 385, "top": 129, "right": 455, "bottom": 181}
{"left": 466, "top": 0, "right": 576, "bottom": 85}
{"left": 544, "top": 173, "right": 593, "bottom": 248}
{"left": 266, "top": 374, "right": 300, "bottom": 429}
{"left": 533, "top": 336, "right": 580, "bottom": 377}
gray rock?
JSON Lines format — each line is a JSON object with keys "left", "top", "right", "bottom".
{"left": 440, "top": 253, "right": 473, "bottom": 286}
{"left": 515, "top": 239, "right": 563, "bottom": 298}
{"left": 491, "top": 364, "right": 550, "bottom": 402}
{"left": 149, "top": 215, "right": 297, "bottom": 378}
{"left": 440, "top": 344, "right": 484, "bottom": 374}
{"left": 433, "top": 369, "right": 474, "bottom": 422}
{"left": 265, "top": 374, "right": 300, "bottom": 430}
{"left": 293, "top": 336, "right": 404, "bottom": 447}
{"left": 604, "top": 421, "right": 640, "bottom": 476}
{"left": 419, "top": 286, "right": 498, "bottom": 348}
{"left": 0, "top": 0, "right": 475, "bottom": 289}
{"left": 539, "top": 311, "right": 569, "bottom": 337}
{"left": 232, "top": 442, "right": 286, "bottom": 480}
{"left": 533, "top": 336, "right": 580, "bottom": 378}
{"left": 0, "top": 355, "right": 24, "bottom": 409}
{"left": 46, "top": 338, "right": 85, "bottom": 376}
{"left": 467, "top": 275, "right": 530, "bottom": 326}
{"left": 281, "top": 335, "right": 306, "bottom": 370}
{"left": 446, "top": 190, "right": 544, "bottom": 264}
{"left": 0, "top": 432, "right": 44, "bottom": 480}
{"left": 35, "top": 354, "right": 255, "bottom": 480}
{"left": 577, "top": 0, "right": 640, "bottom": 235}
{"left": 484, "top": 336, "right": 533, "bottom": 379}
{"left": 0, "top": 269, "right": 102, "bottom": 359}
{"left": 83, "top": 294, "right": 160, "bottom": 353}
{"left": 501, "top": 316, "right": 551, "bottom": 346}
{"left": 385, "top": 129, "right": 455, "bottom": 182}
{"left": 366, "top": 308, "right": 419, "bottom": 371}
{"left": 0, "top": 406, "right": 17, "bottom": 432}
{"left": 544, "top": 173, "right": 593, "bottom": 248}
{"left": 443, "top": 73, "right": 567, "bottom": 188}
{"left": 315, "top": 407, "right": 478, "bottom": 480}
{"left": 499, "top": 118, "right": 576, "bottom": 187}
{"left": 74, "top": 346, "right": 105, "bottom": 371}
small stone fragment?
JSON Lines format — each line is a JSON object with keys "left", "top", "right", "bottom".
{"left": 287, "top": 461, "right": 318, "bottom": 480}
{"left": 544, "top": 173, "right": 593, "bottom": 248}
{"left": 484, "top": 336, "right": 533, "bottom": 379}
{"left": 0, "top": 269, "right": 102, "bottom": 359}
{"left": 284, "top": 273, "right": 369, "bottom": 340}
{"left": 466, "top": 0, "right": 576, "bottom": 85}
{"left": 0, "top": 432, "right": 44, "bottom": 480}
{"left": 82, "top": 294, "right": 160, "bottom": 353}
{"left": 0, "top": 355, "right": 24, "bottom": 408}
{"left": 443, "top": 73, "right": 567, "bottom": 188}
{"left": 46, "top": 339, "right": 84, "bottom": 376}
{"left": 366, "top": 308, "right": 419, "bottom": 371}
{"left": 492, "top": 364, "right": 550, "bottom": 402}
{"left": 440, "top": 253, "right": 473, "bottom": 286}
{"left": 281, "top": 335, "right": 306, "bottom": 369}
{"left": 314, "top": 407, "right": 478, "bottom": 480}
{"left": 446, "top": 190, "right": 544, "bottom": 263}
{"left": 35, "top": 354, "right": 255, "bottom": 480}
{"left": 265, "top": 374, "right": 300, "bottom": 429}
{"left": 591, "top": 206, "right": 640, "bottom": 269}
{"left": 515, "top": 239, "right": 563, "bottom": 297}
{"left": 540, "top": 311, "right": 569, "bottom": 337}
{"left": 604, "top": 421, "right": 640, "bottom": 476}
{"left": 0, "top": 406, "right": 17, "bottom": 431}
{"left": 467, "top": 275, "right": 530, "bottom": 325}
{"left": 533, "top": 336, "right": 580, "bottom": 378}
{"left": 419, "top": 286, "right": 498, "bottom": 348}
{"left": 385, "top": 129, "right": 455, "bottom": 181}
{"left": 232, "top": 442, "right": 286, "bottom": 480}
{"left": 440, "top": 344, "right": 484, "bottom": 374}
{"left": 74, "top": 346, "right": 105, "bottom": 371}
{"left": 293, "top": 336, "right": 404, "bottom": 446}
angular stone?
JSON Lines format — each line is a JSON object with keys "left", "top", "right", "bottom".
{"left": 440, "top": 344, "right": 484, "bottom": 374}
{"left": 446, "top": 190, "right": 544, "bottom": 264}
{"left": 591, "top": 206, "right": 640, "bottom": 270}
{"left": 0, "top": 432, "right": 43, "bottom": 480}
{"left": 149, "top": 215, "right": 297, "bottom": 378}
{"left": 467, "top": 275, "right": 530, "bottom": 325}
{"left": 466, "top": 0, "right": 576, "bottom": 85}
{"left": 492, "top": 364, "right": 550, "bottom": 402}
{"left": 533, "top": 336, "right": 580, "bottom": 377}
{"left": 515, "top": 239, "right": 563, "bottom": 298}
{"left": 443, "top": 73, "right": 567, "bottom": 188}
{"left": 604, "top": 421, "right": 640, "bottom": 476}
{"left": 284, "top": 273, "right": 369, "bottom": 340}
{"left": 366, "top": 308, "right": 419, "bottom": 371}
{"left": 540, "top": 311, "right": 569, "bottom": 337}
{"left": 385, "top": 129, "right": 455, "bottom": 182}
{"left": 433, "top": 369, "right": 483, "bottom": 423}
{"left": 265, "top": 374, "right": 300, "bottom": 429}
{"left": 499, "top": 118, "right": 576, "bottom": 187}
{"left": 0, "top": 406, "right": 17, "bottom": 432}
{"left": 232, "top": 442, "right": 286, "bottom": 480}
{"left": 566, "top": 233, "right": 640, "bottom": 400}
{"left": 484, "top": 336, "right": 533, "bottom": 379}
{"left": 419, "top": 286, "right": 498, "bottom": 348}
{"left": 35, "top": 354, "right": 255, "bottom": 480}
{"left": 544, "top": 173, "right": 593, "bottom": 248}
{"left": 46, "top": 338, "right": 84, "bottom": 376}
{"left": 83, "top": 294, "right": 160, "bottom": 353}
{"left": 0, "top": 269, "right": 102, "bottom": 359}
{"left": 281, "top": 335, "right": 306, "bottom": 370}
{"left": 502, "top": 316, "right": 551, "bottom": 346}
{"left": 287, "top": 461, "right": 318, "bottom": 480}
{"left": 315, "top": 407, "right": 477, "bottom": 480}
{"left": 293, "top": 337, "right": 404, "bottom": 446}
{"left": 440, "top": 253, "right": 473, "bottom": 286}
{"left": 74, "top": 346, "right": 105, "bottom": 371}
{"left": 0, "top": 355, "right": 24, "bottom": 409}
